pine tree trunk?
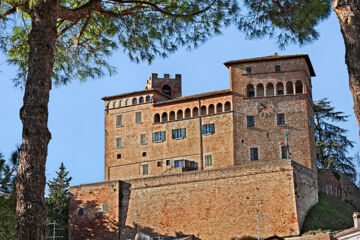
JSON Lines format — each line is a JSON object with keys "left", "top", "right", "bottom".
{"left": 333, "top": 0, "right": 360, "bottom": 135}
{"left": 16, "top": 1, "right": 57, "bottom": 239}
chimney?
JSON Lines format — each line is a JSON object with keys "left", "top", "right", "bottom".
{"left": 353, "top": 212, "right": 360, "bottom": 228}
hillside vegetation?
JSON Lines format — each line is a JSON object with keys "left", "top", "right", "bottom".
{"left": 302, "top": 193, "right": 358, "bottom": 233}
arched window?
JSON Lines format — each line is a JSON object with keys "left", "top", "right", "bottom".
{"left": 193, "top": 107, "right": 199, "bottom": 117}
{"left": 247, "top": 84, "right": 255, "bottom": 97}
{"left": 286, "top": 81, "right": 294, "bottom": 94}
{"left": 295, "top": 80, "right": 303, "bottom": 94}
{"left": 139, "top": 97, "right": 144, "bottom": 103}
{"left": 120, "top": 99, "right": 126, "bottom": 107}
{"left": 125, "top": 99, "right": 130, "bottom": 106}
{"left": 177, "top": 110, "right": 183, "bottom": 120}
{"left": 154, "top": 113, "right": 160, "bottom": 123}
{"left": 162, "top": 112, "right": 168, "bottom": 122}
{"left": 256, "top": 84, "right": 264, "bottom": 97}
{"left": 162, "top": 85, "right": 172, "bottom": 96}
{"left": 146, "top": 95, "right": 151, "bottom": 102}
{"left": 112, "top": 101, "right": 117, "bottom": 108}
{"left": 185, "top": 108, "right": 191, "bottom": 118}
{"left": 132, "top": 98, "right": 137, "bottom": 104}
{"left": 216, "top": 103, "right": 223, "bottom": 113}
{"left": 170, "top": 111, "right": 175, "bottom": 120}
{"left": 201, "top": 106, "right": 207, "bottom": 115}
{"left": 266, "top": 83, "right": 274, "bottom": 96}
{"left": 225, "top": 101, "right": 231, "bottom": 111}
{"left": 106, "top": 102, "right": 111, "bottom": 110}
{"left": 209, "top": 104, "right": 215, "bottom": 114}
{"left": 276, "top": 82, "right": 284, "bottom": 95}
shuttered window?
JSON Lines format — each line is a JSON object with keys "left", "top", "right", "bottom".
{"left": 116, "top": 137, "right": 122, "bottom": 149}
{"left": 135, "top": 111, "right": 142, "bottom": 123}
{"left": 201, "top": 123, "right": 215, "bottom": 135}
{"left": 250, "top": 148, "right": 258, "bottom": 161}
{"left": 116, "top": 115, "right": 122, "bottom": 127}
{"left": 152, "top": 131, "right": 166, "bottom": 142}
{"left": 140, "top": 134, "right": 146, "bottom": 145}
{"left": 172, "top": 128, "right": 186, "bottom": 139}
{"left": 247, "top": 116, "right": 255, "bottom": 128}
{"left": 205, "top": 155, "right": 212, "bottom": 166}
{"left": 142, "top": 164, "right": 148, "bottom": 175}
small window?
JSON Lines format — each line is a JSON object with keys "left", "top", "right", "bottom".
{"left": 78, "top": 207, "right": 84, "bottom": 216}
{"left": 173, "top": 160, "right": 184, "bottom": 168}
{"left": 166, "top": 160, "right": 170, "bottom": 166}
{"left": 132, "top": 98, "right": 137, "bottom": 104}
{"left": 247, "top": 116, "right": 255, "bottom": 128}
{"left": 277, "top": 113, "right": 285, "bottom": 126}
{"left": 246, "top": 66, "right": 252, "bottom": 74}
{"left": 154, "top": 113, "right": 160, "bottom": 123}
{"left": 139, "top": 97, "right": 144, "bottom": 103}
{"left": 135, "top": 112, "right": 142, "bottom": 124}
{"left": 142, "top": 164, "right": 148, "bottom": 175}
{"left": 140, "top": 134, "right": 146, "bottom": 145}
{"left": 162, "top": 112, "right": 168, "bottom": 122}
{"left": 201, "top": 123, "right": 215, "bottom": 135}
{"left": 142, "top": 152, "right": 147, "bottom": 157}
{"left": 281, "top": 146, "right": 288, "bottom": 159}
{"left": 250, "top": 148, "right": 258, "bottom": 161}
{"left": 205, "top": 155, "right": 212, "bottom": 166}
{"left": 275, "top": 65, "right": 281, "bottom": 72}
{"left": 152, "top": 131, "right": 166, "bottom": 142}
{"left": 116, "top": 115, "right": 122, "bottom": 127}
{"left": 157, "top": 161, "right": 162, "bottom": 167}
{"left": 117, "top": 154, "right": 121, "bottom": 159}
{"left": 172, "top": 128, "right": 186, "bottom": 139}
{"left": 146, "top": 96, "right": 151, "bottom": 102}
{"left": 102, "top": 204, "right": 108, "bottom": 213}
{"left": 116, "top": 137, "right": 122, "bottom": 149}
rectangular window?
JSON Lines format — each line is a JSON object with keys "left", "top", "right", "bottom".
{"left": 142, "top": 152, "right": 147, "bottom": 157}
{"left": 247, "top": 116, "right": 255, "bottom": 128}
{"left": 116, "top": 115, "right": 122, "bottom": 127}
{"left": 140, "top": 134, "right": 146, "bottom": 145}
{"left": 152, "top": 131, "right": 166, "bottom": 142}
{"left": 116, "top": 137, "right": 122, "bottom": 149}
{"left": 172, "top": 128, "right": 186, "bottom": 139}
{"left": 175, "top": 160, "right": 184, "bottom": 168}
{"left": 246, "top": 66, "right": 252, "bottom": 74}
{"left": 277, "top": 113, "right": 285, "bottom": 126}
{"left": 142, "top": 164, "right": 148, "bottom": 175}
{"left": 78, "top": 207, "right": 84, "bottom": 216}
{"left": 102, "top": 204, "right": 108, "bottom": 213}
{"left": 205, "top": 155, "right": 212, "bottom": 166}
{"left": 275, "top": 65, "right": 281, "bottom": 72}
{"left": 135, "top": 111, "right": 142, "bottom": 124}
{"left": 277, "top": 89, "right": 284, "bottom": 95}
{"left": 250, "top": 148, "right": 258, "bottom": 161}
{"left": 281, "top": 146, "right": 288, "bottom": 159}
{"left": 166, "top": 160, "right": 170, "bottom": 166}
{"left": 117, "top": 154, "right": 121, "bottom": 159}
{"left": 157, "top": 161, "right": 162, "bottom": 167}
{"left": 201, "top": 123, "right": 215, "bottom": 135}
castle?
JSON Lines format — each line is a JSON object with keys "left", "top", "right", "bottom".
{"left": 69, "top": 54, "right": 318, "bottom": 239}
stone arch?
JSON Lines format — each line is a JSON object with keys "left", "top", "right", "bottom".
{"left": 154, "top": 113, "right": 160, "bottom": 123}
{"left": 276, "top": 82, "right": 284, "bottom": 95}
{"left": 256, "top": 84, "right": 264, "bottom": 97}
{"left": 162, "top": 112, "right": 168, "bottom": 122}
{"left": 208, "top": 104, "right": 215, "bottom": 114}
{"left": 201, "top": 106, "right": 207, "bottom": 115}
{"left": 185, "top": 108, "right": 191, "bottom": 118}
{"left": 169, "top": 111, "right": 175, "bottom": 121}
{"left": 162, "top": 84, "right": 172, "bottom": 96}
{"left": 286, "top": 81, "right": 294, "bottom": 94}
{"left": 193, "top": 107, "right": 199, "bottom": 117}
{"left": 139, "top": 96, "right": 144, "bottom": 103}
{"left": 247, "top": 84, "right": 255, "bottom": 97}
{"left": 132, "top": 98, "right": 138, "bottom": 105}
{"left": 225, "top": 101, "right": 231, "bottom": 111}
{"left": 177, "top": 109, "right": 183, "bottom": 120}
{"left": 266, "top": 83, "right": 274, "bottom": 96}
{"left": 120, "top": 99, "right": 126, "bottom": 107}
{"left": 295, "top": 80, "right": 303, "bottom": 93}
{"left": 112, "top": 101, "right": 117, "bottom": 108}
{"left": 146, "top": 95, "right": 151, "bottom": 102}
{"left": 216, "top": 103, "right": 223, "bottom": 113}
{"left": 125, "top": 99, "right": 130, "bottom": 106}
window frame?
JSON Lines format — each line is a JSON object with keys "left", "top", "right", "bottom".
{"left": 281, "top": 145, "right": 288, "bottom": 159}
{"left": 140, "top": 134, "right": 146, "bottom": 145}
{"left": 247, "top": 115, "right": 255, "bottom": 128}
{"left": 205, "top": 154, "right": 212, "bottom": 166}
{"left": 153, "top": 131, "right": 166, "bottom": 143}
{"left": 135, "top": 111, "right": 142, "bottom": 124}
{"left": 201, "top": 123, "right": 215, "bottom": 135}
{"left": 275, "top": 65, "right": 281, "bottom": 72}
{"left": 246, "top": 66, "right": 252, "bottom": 74}
{"left": 116, "top": 137, "right": 122, "bottom": 149}
{"left": 277, "top": 113, "right": 285, "bottom": 126}
{"left": 250, "top": 147, "right": 259, "bottom": 161}
{"left": 102, "top": 204, "right": 108, "bottom": 213}
{"left": 115, "top": 114, "right": 122, "bottom": 128}
{"left": 142, "top": 164, "right": 149, "bottom": 175}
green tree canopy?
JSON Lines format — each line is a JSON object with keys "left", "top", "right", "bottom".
{"left": 46, "top": 162, "right": 72, "bottom": 240}
{"left": 314, "top": 99, "right": 356, "bottom": 181}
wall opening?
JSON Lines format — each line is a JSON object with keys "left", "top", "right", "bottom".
{"left": 201, "top": 106, "right": 207, "bottom": 115}
{"left": 185, "top": 108, "right": 191, "bottom": 118}
{"left": 247, "top": 84, "right": 255, "bottom": 97}
{"left": 295, "top": 80, "right": 303, "bottom": 93}
{"left": 170, "top": 111, "right": 175, "bottom": 120}
{"left": 266, "top": 83, "right": 274, "bottom": 96}
{"left": 193, "top": 107, "right": 199, "bottom": 117}
{"left": 286, "top": 81, "right": 294, "bottom": 94}
{"left": 209, "top": 104, "right": 215, "bottom": 114}
{"left": 256, "top": 84, "right": 264, "bottom": 97}
{"left": 177, "top": 109, "right": 183, "bottom": 120}
{"left": 216, "top": 103, "right": 223, "bottom": 113}
{"left": 154, "top": 113, "right": 160, "bottom": 123}
{"left": 162, "top": 112, "right": 168, "bottom": 122}
{"left": 162, "top": 85, "right": 172, "bottom": 96}
{"left": 276, "top": 82, "right": 284, "bottom": 95}
{"left": 225, "top": 101, "right": 231, "bottom": 111}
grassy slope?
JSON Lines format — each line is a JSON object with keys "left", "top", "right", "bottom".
{"left": 302, "top": 193, "right": 358, "bottom": 233}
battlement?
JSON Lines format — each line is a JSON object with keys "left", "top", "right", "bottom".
{"left": 146, "top": 73, "right": 182, "bottom": 98}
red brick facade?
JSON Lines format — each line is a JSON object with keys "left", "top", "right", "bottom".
{"left": 69, "top": 54, "right": 319, "bottom": 239}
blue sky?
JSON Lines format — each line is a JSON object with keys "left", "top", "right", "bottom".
{"left": 0, "top": 12, "right": 358, "bottom": 187}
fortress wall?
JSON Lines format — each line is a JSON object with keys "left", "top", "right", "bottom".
{"left": 291, "top": 161, "right": 318, "bottom": 230}
{"left": 120, "top": 160, "right": 302, "bottom": 239}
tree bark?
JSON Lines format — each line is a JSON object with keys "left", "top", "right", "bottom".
{"left": 333, "top": 0, "right": 360, "bottom": 135}
{"left": 15, "top": 1, "right": 58, "bottom": 239}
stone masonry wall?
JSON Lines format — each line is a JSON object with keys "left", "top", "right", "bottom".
{"left": 120, "top": 160, "right": 304, "bottom": 239}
